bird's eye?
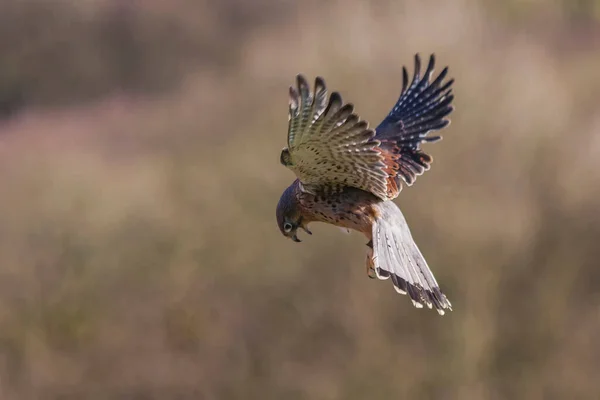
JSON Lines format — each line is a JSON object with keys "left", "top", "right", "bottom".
{"left": 283, "top": 222, "right": 293, "bottom": 233}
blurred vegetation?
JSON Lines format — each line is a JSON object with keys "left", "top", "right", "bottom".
{"left": 0, "top": 0, "right": 599, "bottom": 399}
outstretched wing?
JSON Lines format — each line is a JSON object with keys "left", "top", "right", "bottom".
{"left": 374, "top": 54, "right": 454, "bottom": 196}
{"left": 280, "top": 54, "right": 454, "bottom": 201}
{"left": 281, "top": 75, "right": 391, "bottom": 199}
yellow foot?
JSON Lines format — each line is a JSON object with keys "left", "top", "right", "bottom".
{"left": 366, "top": 262, "right": 377, "bottom": 279}
{"left": 366, "top": 241, "right": 376, "bottom": 279}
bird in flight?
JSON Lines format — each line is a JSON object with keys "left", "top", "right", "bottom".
{"left": 276, "top": 54, "right": 454, "bottom": 315}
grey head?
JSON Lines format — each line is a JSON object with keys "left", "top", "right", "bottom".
{"left": 276, "top": 180, "right": 312, "bottom": 242}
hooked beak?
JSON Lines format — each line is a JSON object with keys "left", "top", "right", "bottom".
{"left": 287, "top": 221, "right": 311, "bottom": 243}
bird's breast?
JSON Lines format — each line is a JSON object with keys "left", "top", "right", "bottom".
{"left": 298, "top": 188, "right": 380, "bottom": 234}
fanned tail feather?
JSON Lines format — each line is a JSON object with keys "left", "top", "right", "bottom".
{"left": 371, "top": 201, "right": 452, "bottom": 315}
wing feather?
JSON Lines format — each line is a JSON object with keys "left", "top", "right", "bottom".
{"left": 281, "top": 54, "right": 454, "bottom": 200}
{"left": 282, "top": 75, "right": 391, "bottom": 199}
{"left": 375, "top": 54, "right": 455, "bottom": 196}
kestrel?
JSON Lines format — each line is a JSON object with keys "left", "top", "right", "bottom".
{"left": 276, "top": 54, "right": 454, "bottom": 315}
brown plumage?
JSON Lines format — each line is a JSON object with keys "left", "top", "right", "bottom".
{"left": 276, "top": 54, "right": 454, "bottom": 314}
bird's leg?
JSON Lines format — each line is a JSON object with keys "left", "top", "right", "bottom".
{"left": 366, "top": 240, "right": 376, "bottom": 279}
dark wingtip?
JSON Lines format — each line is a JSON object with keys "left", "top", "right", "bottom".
{"left": 412, "top": 53, "right": 422, "bottom": 83}
{"left": 296, "top": 73, "right": 307, "bottom": 84}
{"left": 296, "top": 74, "right": 309, "bottom": 93}
{"left": 401, "top": 67, "right": 409, "bottom": 94}
{"left": 334, "top": 103, "right": 355, "bottom": 120}
{"left": 428, "top": 53, "right": 436, "bottom": 66}
{"left": 329, "top": 92, "right": 343, "bottom": 107}
{"left": 425, "top": 54, "right": 436, "bottom": 80}
{"left": 315, "top": 76, "right": 326, "bottom": 90}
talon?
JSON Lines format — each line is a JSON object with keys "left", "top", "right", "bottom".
{"left": 366, "top": 245, "right": 376, "bottom": 279}
{"left": 301, "top": 225, "right": 312, "bottom": 235}
{"left": 367, "top": 263, "right": 377, "bottom": 279}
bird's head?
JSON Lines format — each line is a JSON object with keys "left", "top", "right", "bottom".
{"left": 276, "top": 181, "right": 312, "bottom": 242}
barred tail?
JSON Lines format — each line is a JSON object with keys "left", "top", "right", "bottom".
{"left": 371, "top": 201, "right": 452, "bottom": 315}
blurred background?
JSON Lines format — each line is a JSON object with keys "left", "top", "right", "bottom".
{"left": 0, "top": 0, "right": 599, "bottom": 399}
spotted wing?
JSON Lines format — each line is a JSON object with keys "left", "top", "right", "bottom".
{"left": 374, "top": 54, "right": 454, "bottom": 198}
{"left": 281, "top": 75, "right": 392, "bottom": 200}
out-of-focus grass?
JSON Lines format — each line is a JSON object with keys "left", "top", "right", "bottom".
{"left": 0, "top": 0, "right": 599, "bottom": 399}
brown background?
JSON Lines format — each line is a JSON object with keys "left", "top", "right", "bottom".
{"left": 1, "top": 0, "right": 600, "bottom": 399}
